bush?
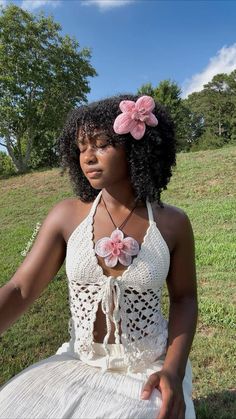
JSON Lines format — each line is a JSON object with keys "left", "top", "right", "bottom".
{"left": 0, "top": 151, "right": 16, "bottom": 176}
{"left": 190, "top": 131, "right": 227, "bottom": 151}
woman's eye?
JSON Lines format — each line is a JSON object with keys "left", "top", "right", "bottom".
{"left": 96, "top": 139, "right": 109, "bottom": 148}
{"left": 77, "top": 140, "right": 109, "bottom": 152}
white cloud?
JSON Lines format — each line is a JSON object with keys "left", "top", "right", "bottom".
{"left": 182, "top": 44, "right": 236, "bottom": 98}
{"left": 21, "top": 0, "right": 61, "bottom": 11}
{"left": 0, "top": 0, "right": 7, "bottom": 6}
{"left": 82, "top": 0, "right": 133, "bottom": 11}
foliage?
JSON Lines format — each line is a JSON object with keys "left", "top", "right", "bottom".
{"left": 0, "top": 4, "right": 96, "bottom": 174}
{"left": 190, "top": 129, "right": 226, "bottom": 152}
{"left": 228, "top": 70, "right": 236, "bottom": 142}
{"left": 29, "top": 132, "right": 59, "bottom": 169}
{"left": 185, "top": 72, "right": 236, "bottom": 149}
{"left": 138, "top": 80, "right": 191, "bottom": 151}
{"left": 138, "top": 70, "right": 236, "bottom": 152}
{"left": 0, "top": 151, "right": 16, "bottom": 176}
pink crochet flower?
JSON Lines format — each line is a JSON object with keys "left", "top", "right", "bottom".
{"left": 113, "top": 95, "right": 158, "bottom": 140}
{"left": 95, "top": 229, "right": 139, "bottom": 268}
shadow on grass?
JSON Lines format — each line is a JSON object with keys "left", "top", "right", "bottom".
{"left": 195, "top": 389, "right": 236, "bottom": 419}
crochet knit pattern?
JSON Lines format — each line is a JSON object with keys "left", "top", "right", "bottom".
{"left": 66, "top": 191, "right": 170, "bottom": 372}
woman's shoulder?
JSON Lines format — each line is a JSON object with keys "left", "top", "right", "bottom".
{"left": 152, "top": 201, "right": 193, "bottom": 251}
{"left": 52, "top": 196, "right": 92, "bottom": 212}
{"left": 153, "top": 201, "right": 190, "bottom": 223}
{"left": 50, "top": 197, "right": 93, "bottom": 243}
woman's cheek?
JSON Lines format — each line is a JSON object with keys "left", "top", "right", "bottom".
{"left": 96, "top": 148, "right": 107, "bottom": 155}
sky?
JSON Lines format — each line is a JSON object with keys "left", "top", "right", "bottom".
{"left": 1, "top": 0, "right": 236, "bottom": 100}
{"left": 0, "top": 0, "right": 236, "bottom": 152}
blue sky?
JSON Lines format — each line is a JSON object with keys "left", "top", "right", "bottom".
{"left": 2, "top": 0, "right": 236, "bottom": 100}
{"left": 0, "top": 0, "right": 236, "bottom": 152}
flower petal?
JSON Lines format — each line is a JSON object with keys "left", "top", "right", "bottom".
{"left": 95, "top": 237, "right": 113, "bottom": 257}
{"left": 119, "top": 100, "right": 136, "bottom": 113}
{"left": 136, "top": 96, "right": 155, "bottom": 113}
{"left": 123, "top": 237, "right": 140, "bottom": 255}
{"left": 118, "top": 251, "right": 132, "bottom": 266}
{"left": 145, "top": 113, "right": 158, "bottom": 127}
{"left": 111, "top": 229, "right": 124, "bottom": 242}
{"left": 113, "top": 113, "right": 136, "bottom": 135}
{"left": 104, "top": 253, "right": 118, "bottom": 268}
{"left": 130, "top": 121, "right": 146, "bottom": 140}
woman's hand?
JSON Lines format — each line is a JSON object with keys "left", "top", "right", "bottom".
{"left": 141, "top": 369, "right": 186, "bottom": 419}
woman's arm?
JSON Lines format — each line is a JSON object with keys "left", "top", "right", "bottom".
{"left": 141, "top": 210, "right": 198, "bottom": 419}
{"left": 163, "top": 210, "right": 198, "bottom": 379}
{"left": 0, "top": 201, "right": 68, "bottom": 335}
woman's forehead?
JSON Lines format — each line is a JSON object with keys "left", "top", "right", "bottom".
{"left": 77, "top": 126, "right": 109, "bottom": 141}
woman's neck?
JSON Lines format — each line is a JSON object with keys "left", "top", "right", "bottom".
{"left": 101, "top": 185, "right": 144, "bottom": 210}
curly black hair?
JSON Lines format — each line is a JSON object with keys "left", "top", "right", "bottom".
{"left": 58, "top": 94, "right": 176, "bottom": 205}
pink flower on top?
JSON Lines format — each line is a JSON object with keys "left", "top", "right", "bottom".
{"left": 113, "top": 95, "right": 158, "bottom": 140}
{"left": 95, "top": 229, "right": 139, "bottom": 268}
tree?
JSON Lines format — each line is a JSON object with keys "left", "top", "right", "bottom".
{"left": 138, "top": 80, "right": 192, "bottom": 151}
{"left": 138, "top": 80, "right": 182, "bottom": 119}
{"left": 0, "top": 5, "right": 97, "bottom": 173}
{"left": 186, "top": 74, "right": 234, "bottom": 148}
{"left": 184, "top": 93, "right": 207, "bottom": 148}
{"left": 137, "top": 83, "right": 154, "bottom": 97}
{"left": 227, "top": 70, "right": 236, "bottom": 143}
{"left": 202, "top": 74, "right": 233, "bottom": 138}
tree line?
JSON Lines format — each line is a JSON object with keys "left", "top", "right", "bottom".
{"left": 0, "top": 5, "right": 235, "bottom": 176}
{"left": 138, "top": 73, "right": 236, "bottom": 152}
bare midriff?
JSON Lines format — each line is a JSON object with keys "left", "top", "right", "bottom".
{"left": 93, "top": 301, "right": 122, "bottom": 344}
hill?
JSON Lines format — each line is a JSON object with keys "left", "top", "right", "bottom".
{"left": 0, "top": 146, "right": 235, "bottom": 418}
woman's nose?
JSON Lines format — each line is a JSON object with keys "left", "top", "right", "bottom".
{"left": 83, "top": 145, "right": 97, "bottom": 164}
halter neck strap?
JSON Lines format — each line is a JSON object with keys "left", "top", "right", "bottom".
{"left": 146, "top": 200, "right": 154, "bottom": 222}
{"left": 89, "top": 190, "right": 103, "bottom": 218}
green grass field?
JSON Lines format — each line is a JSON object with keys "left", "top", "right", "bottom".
{"left": 0, "top": 145, "right": 235, "bottom": 418}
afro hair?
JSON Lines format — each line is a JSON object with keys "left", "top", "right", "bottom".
{"left": 58, "top": 94, "right": 176, "bottom": 205}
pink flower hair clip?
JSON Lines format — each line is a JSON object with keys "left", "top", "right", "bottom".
{"left": 113, "top": 95, "right": 158, "bottom": 140}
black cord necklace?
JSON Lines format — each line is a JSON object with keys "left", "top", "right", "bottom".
{"left": 101, "top": 196, "right": 137, "bottom": 232}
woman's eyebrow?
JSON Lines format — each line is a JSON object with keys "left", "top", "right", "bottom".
{"left": 92, "top": 132, "right": 108, "bottom": 138}
{"left": 77, "top": 132, "right": 108, "bottom": 143}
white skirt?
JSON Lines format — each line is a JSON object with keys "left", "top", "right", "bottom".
{"left": 0, "top": 341, "right": 195, "bottom": 419}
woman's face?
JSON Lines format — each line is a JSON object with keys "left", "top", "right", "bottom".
{"left": 78, "top": 128, "right": 130, "bottom": 190}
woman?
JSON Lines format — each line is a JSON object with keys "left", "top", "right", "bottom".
{"left": 0, "top": 95, "right": 198, "bottom": 419}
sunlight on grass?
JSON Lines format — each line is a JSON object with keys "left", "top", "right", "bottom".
{"left": 0, "top": 146, "right": 236, "bottom": 418}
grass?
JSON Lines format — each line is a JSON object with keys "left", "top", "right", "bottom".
{"left": 0, "top": 145, "right": 236, "bottom": 418}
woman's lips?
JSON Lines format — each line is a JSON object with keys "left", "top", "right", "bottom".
{"left": 86, "top": 170, "right": 102, "bottom": 178}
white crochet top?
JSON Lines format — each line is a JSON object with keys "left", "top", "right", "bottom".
{"left": 65, "top": 190, "right": 170, "bottom": 372}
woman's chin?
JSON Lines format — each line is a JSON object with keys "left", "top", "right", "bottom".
{"left": 87, "top": 179, "right": 105, "bottom": 189}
